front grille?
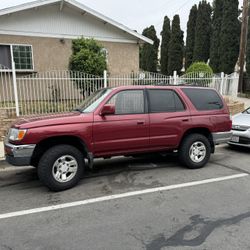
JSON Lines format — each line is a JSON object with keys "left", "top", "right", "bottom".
{"left": 239, "top": 137, "right": 250, "bottom": 145}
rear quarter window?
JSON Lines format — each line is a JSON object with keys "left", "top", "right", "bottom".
{"left": 182, "top": 88, "right": 223, "bottom": 111}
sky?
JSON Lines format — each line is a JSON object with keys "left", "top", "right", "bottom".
{"left": 0, "top": 0, "right": 244, "bottom": 38}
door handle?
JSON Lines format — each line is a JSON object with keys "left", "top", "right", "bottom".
{"left": 182, "top": 119, "right": 189, "bottom": 122}
{"left": 137, "top": 121, "right": 145, "bottom": 125}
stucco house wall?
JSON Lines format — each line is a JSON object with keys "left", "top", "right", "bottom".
{"left": 0, "top": 35, "right": 139, "bottom": 76}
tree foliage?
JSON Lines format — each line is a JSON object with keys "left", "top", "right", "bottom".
{"left": 168, "top": 15, "right": 184, "bottom": 75}
{"left": 69, "top": 38, "right": 107, "bottom": 76}
{"left": 219, "top": 0, "right": 240, "bottom": 74}
{"left": 185, "top": 5, "right": 198, "bottom": 69}
{"left": 140, "top": 25, "right": 159, "bottom": 72}
{"left": 160, "top": 16, "right": 171, "bottom": 75}
{"left": 209, "top": 0, "right": 224, "bottom": 72}
{"left": 193, "top": 0, "right": 212, "bottom": 63}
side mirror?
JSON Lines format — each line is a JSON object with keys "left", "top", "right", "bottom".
{"left": 100, "top": 104, "right": 115, "bottom": 116}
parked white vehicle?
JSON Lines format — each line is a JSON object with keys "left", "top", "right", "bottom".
{"left": 228, "top": 107, "right": 250, "bottom": 148}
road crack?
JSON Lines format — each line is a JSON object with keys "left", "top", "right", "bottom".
{"left": 146, "top": 211, "right": 250, "bottom": 249}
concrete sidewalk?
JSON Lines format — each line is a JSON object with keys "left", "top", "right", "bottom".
{"left": 236, "top": 97, "right": 250, "bottom": 109}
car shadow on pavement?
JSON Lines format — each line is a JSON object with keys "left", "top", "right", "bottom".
{"left": 85, "top": 153, "right": 179, "bottom": 179}
{"left": 0, "top": 153, "right": 179, "bottom": 190}
{"left": 225, "top": 144, "right": 250, "bottom": 153}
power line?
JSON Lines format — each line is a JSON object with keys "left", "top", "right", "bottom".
{"left": 144, "top": 0, "right": 178, "bottom": 16}
{"left": 174, "top": 0, "right": 193, "bottom": 15}
{"left": 154, "top": 0, "right": 195, "bottom": 29}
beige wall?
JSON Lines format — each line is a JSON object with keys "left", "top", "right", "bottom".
{"left": 100, "top": 41, "right": 139, "bottom": 75}
{"left": 0, "top": 35, "right": 139, "bottom": 76}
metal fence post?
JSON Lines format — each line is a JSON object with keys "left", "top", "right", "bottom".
{"left": 11, "top": 60, "right": 20, "bottom": 117}
{"left": 220, "top": 72, "right": 224, "bottom": 95}
{"left": 232, "top": 72, "right": 239, "bottom": 99}
{"left": 173, "top": 71, "right": 177, "bottom": 85}
{"left": 103, "top": 70, "right": 107, "bottom": 88}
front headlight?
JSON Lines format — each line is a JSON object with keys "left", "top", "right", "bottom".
{"left": 8, "top": 128, "right": 27, "bottom": 141}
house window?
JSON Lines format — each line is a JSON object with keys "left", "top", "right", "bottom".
{"left": 0, "top": 45, "right": 11, "bottom": 69}
{"left": 0, "top": 44, "right": 34, "bottom": 71}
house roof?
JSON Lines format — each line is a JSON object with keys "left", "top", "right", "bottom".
{"left": 0, "top": 0, "right": 153, "bottom": 45}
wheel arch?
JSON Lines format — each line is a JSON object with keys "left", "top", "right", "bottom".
{"left": 31, "top": 135, "right": 89, "bottom": 167}
{"left": 180, "top": 127, "right": 214, "bottom": 153}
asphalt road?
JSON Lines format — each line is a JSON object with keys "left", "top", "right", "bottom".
{"left": 0, "top": 145, "right": 250, "bottom": 250}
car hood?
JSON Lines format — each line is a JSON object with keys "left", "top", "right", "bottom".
{"left": 13, "top": 112, "right": 91, "bottom": 129}
{"left": 233, "top": 113, "right": 250, "bottom": 127}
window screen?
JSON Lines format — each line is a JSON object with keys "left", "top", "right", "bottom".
{"left": 107, "top": 90, "right": 144, "bottom": 114}
{"left": 13, "top": 45, "right": 33, "bottom": 70}
{"left": 182, "top": 88, "right": 223, "bottom": 110}
{"left": 148, "top": 89, "right": 185, "bottom": 113}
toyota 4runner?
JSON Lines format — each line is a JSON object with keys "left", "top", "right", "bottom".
{"left": 4, "top": 86, "right": 232, "bottom": 191}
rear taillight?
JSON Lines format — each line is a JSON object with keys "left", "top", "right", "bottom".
{"left": 229, "top": 113, "right": 232, "bottom": 129}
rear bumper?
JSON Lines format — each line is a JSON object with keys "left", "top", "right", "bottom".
{"left": 4, "top": 142, "right": 36, "bottom": 166}
{"left": 212, "top": 131, "right": 232, "bottom": 145}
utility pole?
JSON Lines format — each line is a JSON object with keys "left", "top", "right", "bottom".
{"left": 238, "top": 0, "right": 249, "bottom": 93}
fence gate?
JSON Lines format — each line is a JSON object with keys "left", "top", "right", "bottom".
{"left": 177, "top": 71, "right": 239, "bottom": 98}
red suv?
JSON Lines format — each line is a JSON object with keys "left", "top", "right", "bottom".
{"left": 4, "top": 86, "right": 232, "bottom": 191}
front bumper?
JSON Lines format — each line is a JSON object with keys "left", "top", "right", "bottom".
{"left": 228, "top": 129, "right": 250, "bottom": 148}
{"left": 4, "top": 141, "right": 36, "bottom": 166}
{"left": 212, "top": 131, "right": 232, "bottom": 145}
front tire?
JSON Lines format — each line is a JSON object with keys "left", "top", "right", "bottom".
{"left": 37, "top": 145, "right": 84, "bottom": 191}
{"left": 179, "top": 134, "right": 211, "bottom": 169}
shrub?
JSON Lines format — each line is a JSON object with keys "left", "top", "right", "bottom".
{"left": 69, "top": 38, "right": 107, "bottom": 95}
{"left": 185, "top": 62, "right": 213, "bottom": 86}
{"left": 69, "top": 38, "right": 107, "bottom": 76}
{"left": 186, "top": 62, "right": 213, "bottom": 75}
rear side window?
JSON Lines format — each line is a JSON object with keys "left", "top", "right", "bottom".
{"left": 148, "top": 89, "right": 185, "bottom": 113}
{"left": 182, "top": 88, "right": 223, "bottom": 110}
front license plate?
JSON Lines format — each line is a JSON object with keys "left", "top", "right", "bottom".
{"left": 231, "top": 136, "right": 239, "bottom": 143}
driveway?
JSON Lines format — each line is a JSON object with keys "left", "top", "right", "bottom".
{"left": 0, "top": 145, "right": 250, "bottom": 250}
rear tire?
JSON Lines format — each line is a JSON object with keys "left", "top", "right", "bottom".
{"left": 179, "top": 134, "right": 211, "bottom": 169}
{"left": 37, "top": 144, "right": 84, "bottom": 191}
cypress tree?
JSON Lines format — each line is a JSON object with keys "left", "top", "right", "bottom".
{"left": 160, "top": 16, "right": 171, "bottom": 75}
{"left": 140, "top": 25, "right": 159, "bottom": 72}
{"left": 209, "top": 0, "right": 224, "bottom": 72}
{"left": 185, "top": 5, "right": 198, "bottom": 69}
{"left": 219, "top": 0, "right": 240, "bottom": 74}
{"left": 168, "top": 15, "right": 184, "bottom": 75}
{"left": 193, "top": 0, "right": 212, "bottom": 62}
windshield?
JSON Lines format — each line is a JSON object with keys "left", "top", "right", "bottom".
{"left": 243, "top": 107, "right": 250, "bottom": 114}
{"left": 75, "top": 88, "right": 112, "bottom": 113}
